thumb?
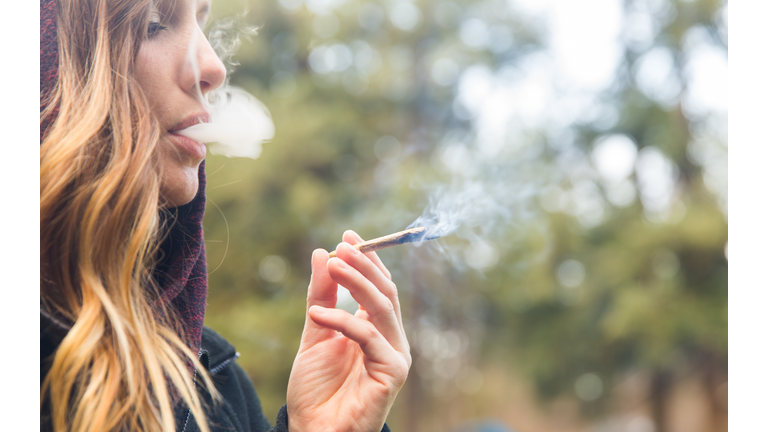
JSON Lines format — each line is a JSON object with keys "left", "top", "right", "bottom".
{"left": 307, "top": 248, "right": 337, "bottom": 310}
{"left": 300, "top": 249, "right": 339, "bottom": 346}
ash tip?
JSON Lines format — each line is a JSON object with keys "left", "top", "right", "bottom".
{"left": 408, "top": 224, "right": 444, "bottom": 242}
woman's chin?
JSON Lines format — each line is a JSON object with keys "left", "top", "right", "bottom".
{"left": 159, "top": 166, "right": 201, "bottom": 209}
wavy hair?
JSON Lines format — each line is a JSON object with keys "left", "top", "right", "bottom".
{"left": 40, "top": 0, "right": 218, "bottom": 430}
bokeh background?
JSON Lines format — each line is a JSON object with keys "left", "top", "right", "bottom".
{"left": 199, "top": 0, "right": 728, "bottom": 431}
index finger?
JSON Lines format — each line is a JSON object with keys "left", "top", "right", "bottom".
{"left": 343, "top": 230, "right": 392, "bottom": 280}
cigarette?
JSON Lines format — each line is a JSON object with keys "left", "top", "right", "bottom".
{"left": 328, "top": 226, "right": 440, "bottom": 258}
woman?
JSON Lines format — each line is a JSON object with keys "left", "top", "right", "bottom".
{"left": 39, "top": 0, "right": 412, "bottom": 431}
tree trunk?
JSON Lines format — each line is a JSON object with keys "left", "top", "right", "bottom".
{"left": 403, "top": 260, "right": 428, "bottom": 432}
{"left": 650, "top": 370, "right": 673, "bottom": 432}
{"left": 699, "top": 351, "right": 728, "bottom": 432}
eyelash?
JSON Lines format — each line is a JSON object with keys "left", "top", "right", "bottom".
{"left": 147, "top": 21, "right": 167, "bottom": 37}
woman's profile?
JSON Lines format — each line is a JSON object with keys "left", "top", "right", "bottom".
{"left": 40, "top": 0, "right": 411, "bottom": 431}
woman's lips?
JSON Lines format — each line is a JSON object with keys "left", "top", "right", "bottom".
{"left": 167, "top": 132, "right": 207, "bottom": 160}
{"left": 169, "top": 112, "right": 211, "bottom": 133}
{"left": 167, "top": 112, "right": 210, "bottom": 160}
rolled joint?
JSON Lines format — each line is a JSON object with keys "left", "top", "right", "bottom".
{"left": 328, "top": 226, "right": 438, "bottom": 258}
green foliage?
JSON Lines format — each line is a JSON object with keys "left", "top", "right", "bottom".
{"left": 202, "top": 0, "right": 727, "bottom": 428}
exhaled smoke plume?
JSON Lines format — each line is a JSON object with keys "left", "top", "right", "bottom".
{"left": 176, "top": 13, "right": 274, "bottom": 159}
{"left": 177, "top": 86, "right": 274, "bottom": 158}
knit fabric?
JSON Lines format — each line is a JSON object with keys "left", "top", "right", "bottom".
{"left": 40, "top": 0, "right": 210, "bottom": 353}
{"left": 40, "top": 0, "right": 59, "bottom": 138}
{"left": 155, "top": 163, "right": 210, "bottom": 353}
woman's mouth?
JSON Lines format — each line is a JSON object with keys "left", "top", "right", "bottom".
{"left": 168, "top": 112, "right": 211, "bottom": 160}
{"left": 169, "top": 112, "right": 211, "bottom": 133}
{"left": 167, "top": 132, "right": 207, "bottom": 160}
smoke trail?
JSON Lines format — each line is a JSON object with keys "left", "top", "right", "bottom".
{"left": 402, "top": 132, "right": 549, "bottom": 271}
{"left": 176, "top": 12, "right": 274, "bottom": 159}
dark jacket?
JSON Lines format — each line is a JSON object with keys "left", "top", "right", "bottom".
{"left": 40, "top": 311, "right": 284, "bottom": 432}
{"left": 174, "top": 326, "right": 288, "bottom": 432}
{"left": 41, "top": 313, "right": 390, "bottom": 432}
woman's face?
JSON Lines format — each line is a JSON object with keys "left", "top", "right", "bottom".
{"left": 134, "top": 0, "right": 226, "bottom": 208}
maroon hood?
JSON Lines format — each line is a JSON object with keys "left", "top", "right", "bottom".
{"left": 41, "top": 0, "right": 210, "bottom": 353}
{"left": 40, "top": 0, "right": 58, "bottom": 138}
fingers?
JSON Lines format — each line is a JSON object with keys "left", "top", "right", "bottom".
{"left": 340, "top": 231, "right": 399, "bottom": 322}
{"left": 328, "top": 243, "right": 407, "bottom": 354}
{"left": 307, "top": 249, "right": 337, "bottom": 309}
{"left": 338, "top": 230, "right": 405, "bottom": 338}
{"left": 308, "top": 306, "right": 407, "bottom": 376}
{"left": 300, "top": 249, "right": 341, "bottom": 346}
{"left": 335, "top": 241, "right": 404, "bottom": 329}
{"left": 342, "top": 230, "right": 392, "bottom": 280}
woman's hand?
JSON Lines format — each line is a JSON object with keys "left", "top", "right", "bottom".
{"left": 286, "top": 230, "right": 412, "bottom": 432}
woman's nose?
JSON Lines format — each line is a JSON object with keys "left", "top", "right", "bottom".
{"left": 193, "top": 27, "right": 226, "bottom": 96}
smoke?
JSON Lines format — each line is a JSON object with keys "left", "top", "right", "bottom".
{"left": 407, "top": 177, "right": 515, "bottom": 241}
{"left": 175, "top": 13, "right": 275, "bottom": 159}
{"left": 394, "top": 130, "right": 550, "bottom": 271}
{"left": 177, "top": 87, "right": 274, "bottom": 158}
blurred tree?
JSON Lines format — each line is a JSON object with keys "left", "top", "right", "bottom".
{"left": 201, "top": 0, "right": 728, "bottom": 430}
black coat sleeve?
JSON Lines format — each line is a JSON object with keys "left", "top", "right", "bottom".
{"left": 191, "top": 364, "right": 391, "bottom": 432}
{"left": 190, "top": 326, "right": 393, "bottom": 432}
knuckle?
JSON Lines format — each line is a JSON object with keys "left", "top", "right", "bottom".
{"left": 363, "top": 322, "right": 379, "bottom": 341}
{"left": 367, "top": 295, "right": 395, "bottom": 320}
{"left": 394, "top": 358, "right": 410, "bottom": 386}
{"left": 383, "top": 297, "right": 395, "bottom": 315}
{"left": 403, "top": 339, "right": 411, "bottom": 355}
{"left": 385, "top": 279, "right": 397, "bottom": 294}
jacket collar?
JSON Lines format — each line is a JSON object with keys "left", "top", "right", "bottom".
{"left": 199, "top": 327, "right": 240, "bottom": 375}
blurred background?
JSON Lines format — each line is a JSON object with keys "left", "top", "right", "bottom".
{"left": 199, "top": 0, "right": 728, "bottom": 431}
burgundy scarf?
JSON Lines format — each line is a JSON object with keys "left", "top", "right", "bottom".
{"left": 41, "top": 0, "right": 210, "bottom": 353}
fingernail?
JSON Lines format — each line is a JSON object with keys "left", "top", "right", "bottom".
{"left": 344, "top": 230, "right": 363, "bottom": 242}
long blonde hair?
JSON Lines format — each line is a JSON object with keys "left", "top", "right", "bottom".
{"left": 40, "top": 0, "right": 218, "bottom": 430}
